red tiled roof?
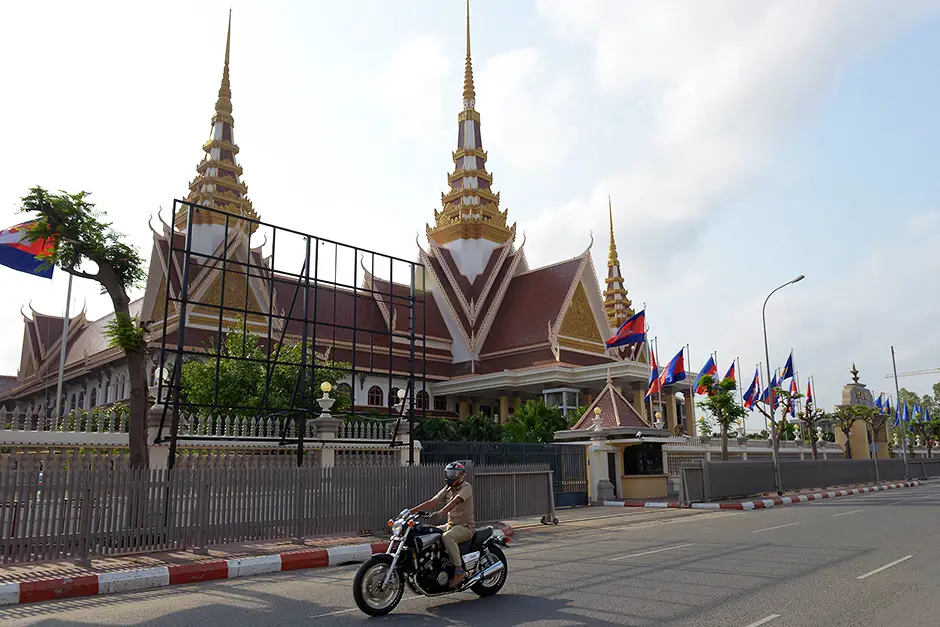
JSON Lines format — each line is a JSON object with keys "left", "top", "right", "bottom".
{"left": 480, "top": 258, "right": 582, "bottom": 355}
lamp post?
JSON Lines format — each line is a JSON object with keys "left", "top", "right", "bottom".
{"left": 762, "top": 274, "right": 805, "bottom": 496}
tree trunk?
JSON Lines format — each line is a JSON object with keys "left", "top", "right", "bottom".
{"left": 97, "top": 268, "right": 150, "bottom": 469}
{"left": 810, "top": 429, "right": 819, "bottom": 459}
{"left": 720, "top": 423, "right": 729, "bottom": 461}
{"left": 842, "top": 429, "right": 852, "bottom": 459}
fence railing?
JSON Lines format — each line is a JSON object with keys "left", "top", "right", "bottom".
{"left": 681, "top": 458, "right": 908, "bottom": 503}
{"left": 0, "top": 452, "right": 552, "bottom": 564}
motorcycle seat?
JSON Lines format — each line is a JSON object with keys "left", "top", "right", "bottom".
{"left": 458, "top": 526, "right": 493, "bottom": 555}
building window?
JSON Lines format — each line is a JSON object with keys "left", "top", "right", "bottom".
{"left": 89, "top": 388, "right": 98, "bottom": 408}
{"left": 434, "top": 396, "right": 447, "bottom": 412}
{"left": 78, "top": 391, "right": 85, "bottom": 410}
{"left": 389, "top": 387, "right": 401, "bottom": 407}
{"left": 367, "top": 385, "right": 384, "bottom": 407}
{"left": 415, "top": 390, "right": 429, "bottom": 410}
{"left": 542, "top": 388, "right": 580, "bottom": 416}
{"left": 623, "top": 444, "right": 663, "bottom": 476}
{"left": 480, "top": 405, "right": 492, "bottom": 418}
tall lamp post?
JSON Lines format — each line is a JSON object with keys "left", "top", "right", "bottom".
{"left": 762, "top": 274, "right": 805, "bottom": 496}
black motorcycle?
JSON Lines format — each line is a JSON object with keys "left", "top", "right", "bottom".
{"left": 353, "top": 509, "right": 509, "bottom": 616}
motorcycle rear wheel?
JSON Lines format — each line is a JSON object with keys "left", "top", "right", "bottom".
{"left": 353, "top": 557, "right": 405, "bottom": 617}
{"left": 471, "top": 545, "right": 508, "bottom": 597}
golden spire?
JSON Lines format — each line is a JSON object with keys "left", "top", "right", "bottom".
{"left": 214, "top": 9, "right": 234, "bottom": 126}
{"left": 604, "top": 197, "right": 633, "bottom": 329}
{"left": 608, "top": 195, "right": 619, "bottom": 267}
{"left": 462, "top": 0, "right": 476, "bottom": 110}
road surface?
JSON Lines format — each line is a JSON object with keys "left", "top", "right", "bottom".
{"left": 2, "top": 482, "right": 939, "bottom": 626}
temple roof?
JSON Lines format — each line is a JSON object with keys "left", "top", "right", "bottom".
{"left": 603, "top": 197, "right": 632, "bottom": 330}
{"left": 570, "top": 370, "right": 650, "bottom": 431}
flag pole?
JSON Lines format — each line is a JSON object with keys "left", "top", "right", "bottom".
{"left": 794, "top": 369, "right": 803, "bottom": 442}
{"left": 735, "top": 357, "right": 746, "bottom": 436}
{"left": 758, "top": 362, "right": 768, "bottom": 434}
{"left": 686, "top": 344, "right": 693, "bottom": 436}
{"left": 52, "top": 272, "right": 73, "bottom": 426}
{"left": 653, "top": 336, "right": 661, "bottom": 422}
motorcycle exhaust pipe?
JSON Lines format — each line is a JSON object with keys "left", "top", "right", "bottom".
{"left": 464, "top": 560, "right": 505, "bottom": 588}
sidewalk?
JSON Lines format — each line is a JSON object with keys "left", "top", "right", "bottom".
{"left": 604, "top": 480, "right": 924, "bottom": 511}
{"left": 0, "top": 523, "right": 514, "bottom": 607}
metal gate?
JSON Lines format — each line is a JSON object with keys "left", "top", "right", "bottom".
{"left": 420, "top": 441, "right": 588, "bottom": 507}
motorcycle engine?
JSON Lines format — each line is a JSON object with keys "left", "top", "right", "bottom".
{"left": 415, "top": 547, "right": 453, "bottom": 593}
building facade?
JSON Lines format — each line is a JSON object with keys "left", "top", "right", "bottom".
{"left": 0, "top": 8, "right": 695, "bottom": 431}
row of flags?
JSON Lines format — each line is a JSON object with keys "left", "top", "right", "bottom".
{"left": 881, "top": 394, "right": 933, "bottom": 432}
{"left": 606, "top": 310, "right": 815, "bottom": 418}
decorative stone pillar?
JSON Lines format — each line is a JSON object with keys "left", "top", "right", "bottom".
{"left": 683, "top": 394, "right": 695, "bottom": 435}
{"left": 458, "top": 400, "right": 469, "bottom": 419}
{"left": 499, "top": 396, "right": 509, "bottom": 424}
{"left": 587, "top": 408, "right": 616, "bottom": 503}
{"left": 311, "top": 383, "right": 341, "bottom": 467}
{"left": 633, "top": 389, "right": 647, "bottom": 420}
{"left": 146, "top": 403, "right": 170, "bottom": 470}
{"left": 837, "top": 365, "right": 876, "bottom": 459}
{"left": 665, "top": 392, "right": 678, "bottom": 434}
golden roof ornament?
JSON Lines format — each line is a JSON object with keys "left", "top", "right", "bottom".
{"left": 851, "top": 363, "right": 860, "bottom": 384}
{"left": 462, "top": 0, "right": 475, "bottom": 110}
{"left": 603, "top": 196, "right": 633, "bottom": 329}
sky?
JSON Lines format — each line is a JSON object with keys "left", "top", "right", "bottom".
{"left": 1, "top": 0, "right": 938, "bottom": 430}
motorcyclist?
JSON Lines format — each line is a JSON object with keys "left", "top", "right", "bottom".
{"left": 410, "top": 461, "right": 474, "bottom": 588}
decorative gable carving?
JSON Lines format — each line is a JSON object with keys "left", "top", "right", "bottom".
{"left": 559, "top": 283, "right": 603, "bottom": 344}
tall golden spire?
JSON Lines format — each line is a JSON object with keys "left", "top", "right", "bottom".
{"left": 604, "top": 197, "right": 633, "bottom": 329}
{"left": 426, "top": 0, "right": 515, "bottom": 248}
{"left": 462, "top": 0, "right": 475, "bottom": 110}
{"left": 178, "top": 10, "right": 257, "bottom": 233}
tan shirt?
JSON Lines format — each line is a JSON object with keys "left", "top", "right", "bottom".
{"left": 436, "top": 482, "right": 474, "bottom": 527}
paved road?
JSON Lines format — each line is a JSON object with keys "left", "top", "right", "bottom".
{"left": 3, "top": 483, "right": 940, "bottom": 626}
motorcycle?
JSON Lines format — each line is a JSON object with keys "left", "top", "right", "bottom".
{"left": 353, "top": 508, "right": 509, "bottom": 616}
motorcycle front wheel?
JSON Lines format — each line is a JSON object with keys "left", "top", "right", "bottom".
{"left": 353, "top": 557, "right": 405, "bottom": 617}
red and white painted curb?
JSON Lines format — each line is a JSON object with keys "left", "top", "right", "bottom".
{"left": 0, "top": 524, "right": 513, "bottom": 607}
{"left": 604, "top": 481, "right": 923, "bottom": 511}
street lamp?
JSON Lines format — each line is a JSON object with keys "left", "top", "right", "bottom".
{"left": 762, "top": 274, "right": 805, "bottom": 496}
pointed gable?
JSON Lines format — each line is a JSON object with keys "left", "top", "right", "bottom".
{"left": 571, "top": 373, "right": 650, "bottom": 431}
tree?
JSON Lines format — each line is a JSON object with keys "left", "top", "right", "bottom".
{"left": 800, "top": 408, "right": 831, "bottom": 459}
{"left": 21, "top": 188, "right": 149, "bottom": 467}
{"left": 830, "top": 404, "right": 876, "bottom": 459}
{"left": 413, "top": 414, "right": 503, "bottom": 442}
{"left": 696, "top": 375, "right": 747, "bottom": 460}
{"left": 502, "top": 399, "right": 568, "bottom": 444}
{"left": 180, "top": 325, "right": 351, "bottom": 418}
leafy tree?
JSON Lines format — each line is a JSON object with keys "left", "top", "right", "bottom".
{"left": 696, "top": 375, "right": 747, "bottom": 460}
{"left": 413, "top": 414, "right": 502, "bottom": 442}
{"left": 502, "top": 399, "right": 568, "bottom": 444}
{"left": 20, "top": 188, "right": 149, "bottom": 467}
{"left": 800, "top": 408, "right": 831, "bottom": 459}
{"left": 697, "top": 416, "right": 712, "bottom": 437}
{"left": 831, "top": 404, "right": 877, "bottom": 459}
{"left": 180, "top": 325, "right": 351, "bottom": 419}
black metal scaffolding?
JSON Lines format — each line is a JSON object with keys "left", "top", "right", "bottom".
{"left": 154, "top": 200, "right": 428, "bottom": 467}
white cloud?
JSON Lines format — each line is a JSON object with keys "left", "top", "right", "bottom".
{"left": 373, "top": 34, "right": 453, "bottom": 138}
{"left": 477, "top": 47, "right": 575, "bottom": 171}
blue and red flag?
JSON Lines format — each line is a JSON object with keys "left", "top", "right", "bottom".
{"left": 605, "top": 310, "right": 646, "bottom": 349}
{"left": 658, "top": 348, "right": 686, "bottom": 387}
{"left": 645, "top": 346, "right": 660, "bottom": 401}
{"left": 760, "top": 372, "right": 780, "bottom": 410}
{"left": 743, "top": 368, "right": 760, "bottom": 410}
{"left": 723, "top": 362, "right": 736, "bottom": 383}
{"left": 788, "top": 379, "right": 798, "bottom": 417}
{"left": 874, "top": 393, "right": 884, "bottom": 413}
{"left": 693, "top": 355, "right": 717, "bottom": 395}
{"left": 806, "top": 380, "right": 815, "bottom": 415}
{"left": 0, "top": 221, "right": 55, "bottom": 279}
{"left": 780, "top": 351, "right": 794, "bottom": 381}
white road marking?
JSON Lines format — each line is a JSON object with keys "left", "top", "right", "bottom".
{"left": 750, "top": 522, "right": 800, "bottom": 534}
{"left": 832, "top": 509, "right": 863, "bottom": 517}
{"left": 857, "top": 555, "right": 914, "bottom": 580}
{"left": 310, "top": 595, "right": 422, "bottom": 619}
{"left": 610, "top": 543, "right": 694, "bottom": 561}
{"left": 744, "top": 615, "right": 781, "bottom": 627}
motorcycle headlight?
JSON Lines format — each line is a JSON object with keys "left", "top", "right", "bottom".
{"left": 391, "top": 520, "right": 404, "bottom": 537}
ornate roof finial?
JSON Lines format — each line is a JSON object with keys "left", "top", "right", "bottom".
{"left": 178, "top": 10, "right": 258, "bottom": 232}
{"left": 463, "top": 0, "right": 475, "bottom": 110}
{"left": 603, "top": 197, "right": 633, "bottom": 330}
{"left": 851, "top": 363, "right": 860, "bottom": 384}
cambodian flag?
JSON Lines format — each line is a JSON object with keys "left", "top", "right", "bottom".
{"left": 806, "top": 381, "right": 815, "bottom": 414}
{"left": 645, "top": 346, "right": 660, "bottom": 401}
{"left": 694, "top": 355, "right": 717, "bottom": 395}
{"left": 743, "top": 368, "right": 760, "bottom": 409}
{"left": 723, "top": 362, "right": 736, "bottom": 384}
{"left": 874, "top": 393, "right": 885, "bottom": 413}
{"left": 0, "top": 221, "right": 54, "bottom": 279}
{"left": 760, "top": 372, "right": 780, "bottom": 410}
{"left": 658, "top": 348, "right": 686, "bottom": 387}
{"left": 605, "top": 310, "right": 646, "bottom": 348}
{"left": 788, "top": 379, "right": 798, "bottom": 417}
{"left": 780, "top": 351, "right": 794, "bottom": 381}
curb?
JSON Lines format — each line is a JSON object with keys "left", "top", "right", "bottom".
{"left": 0, "top": 524, "right": 514, "bottom": 607}
{"left": 603, "top": 480, "right": 923, "bottom": 511}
